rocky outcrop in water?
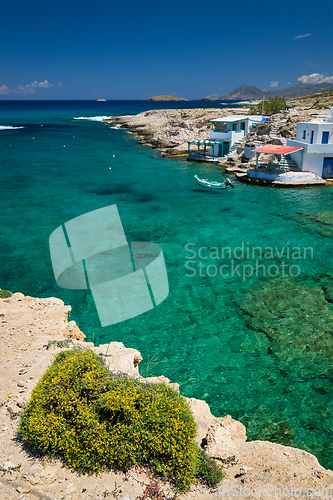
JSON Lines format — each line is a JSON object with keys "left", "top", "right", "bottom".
{"left": 147, "top": 95, "right": 190, "bottom": 101}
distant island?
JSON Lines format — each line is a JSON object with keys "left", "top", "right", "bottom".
{"left": 147, "top": 95, "right": 190, "bottom": 101}
{"left": 96, "top": 98, "right": 107, "bottom": 101}
{"left": 204, "top": 82, "right": 333, "bottom": 101}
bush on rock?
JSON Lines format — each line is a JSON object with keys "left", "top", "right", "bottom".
{"left": 19, "top": 349, "right": 222, "bottom": 491}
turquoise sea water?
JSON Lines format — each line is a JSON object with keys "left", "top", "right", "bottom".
{"left": 1, "top": 100, "right": 332, "bottom": 469}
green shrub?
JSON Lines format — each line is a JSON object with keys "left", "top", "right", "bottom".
{"left": 196, "top": 449, "right": 225, "bottom": 487}
{"left": 0, "top": 290, "right": 12, "bottom": 298}
{"left": 46, "top": 340, "right": 70, "bottom": 350}
{"left": 249, "top": 96, "right": 286, "bottom": 116}
{"left": 19, "top": 350, "right": 211, "bottom": 492}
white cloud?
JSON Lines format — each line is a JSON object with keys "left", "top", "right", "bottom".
{"left": 0, "top": 80, "right": 55, "bottom": 95}
{"left": 270, "top": 81, "right": 278, "bottom": 88}
{"left": 31, "top": 80, "right": 53, "bottom": 88}
{"left": 294, "top": 33, "right": 311, "bottom": 39}
{"left": 17, "top": 84, "right": 32, "bottom": 91}
{"left": 321, "top": 76, "right": 333, "bottom": 83}
{"left": 298, "top": 73, "right": 323, "bottom": 84}
{"left": 287, "top": 82, "right": 290, "bottom": 85}
{"left": 58, "top": 82, "right": 62, "bottom": 86}
{"left": 297, "top": 73, "right": 333, "bottom": 84}
{"left": 0, "top": 84, "right": 34, "bottom": 95}
{"left": 0, "top": 85, "right": 10, "bottom": 94}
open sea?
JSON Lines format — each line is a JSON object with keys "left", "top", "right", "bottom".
{"left": 1, "top": 100, "right": 332, "bottom": 470}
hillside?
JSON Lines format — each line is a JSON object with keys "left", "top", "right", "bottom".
{"left": 287, "top": 87, "right": 333, "bottom": 108}
{"left": 266, "top": 82, "right": 333, "bottom": 98}
{"left": 204, "top": 82, "right": 333, "bottom": 101}
{"left": 204, "top": 84, "right": 263, "bottom": 101}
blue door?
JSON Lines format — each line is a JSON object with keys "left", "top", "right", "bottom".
{"left": 322, "top": 157, "right": 333, "bottom": 178}
{"left": 322, "top": 131, "right": 329, "bottom": 144}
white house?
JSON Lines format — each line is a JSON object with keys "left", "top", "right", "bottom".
{"left": 287, "top": 108, "right": 333, "bottom": 178}
{"left": 187, "top": 114, "right": 266, "bottom": 161}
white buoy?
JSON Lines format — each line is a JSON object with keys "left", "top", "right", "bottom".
{"left": 113, "top": 155, "right": 115, "bottom": 157}
{"left": 63, "top": 145, "right": 65, "bottom": 147}
{"left": 109, "top": 167, "right": 112, "bottom": 170}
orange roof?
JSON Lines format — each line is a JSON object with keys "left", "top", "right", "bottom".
{"left": 253, "top": 145, "right": 303, "bottom": 154}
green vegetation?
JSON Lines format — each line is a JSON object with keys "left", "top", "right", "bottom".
{"left": 295, "top": 88, "right": 333, "bottom": 101}
{"left": 288, "top": 88, "right": 333, "bottom": 109}
{"left": 196, "top": 449, "right": 225, "bottom": 486}
{"left": 46, "top": 340, "right": 70, "bottom": 350}
{"left": 19, "top": 350, "right": 223, "bottom": 492}
{"left": 0, "top": 463, "right": 21, "bottom": 477}
{"left": 0, "top": 290, "right": 12, "bottom": 298}
{"left": 249, "top": 96, "right": 286, "bottom": 116}
{"left": 220, "top": 455, "right": 238, "bottom": 467}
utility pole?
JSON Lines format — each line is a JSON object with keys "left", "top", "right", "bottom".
{"left": 262, "top": 91, "right": 265, "bottom": 116}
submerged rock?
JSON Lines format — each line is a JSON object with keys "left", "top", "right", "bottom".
{"left": 240, "top": 279, "right": 333, "bottom": 379}
{"left": 240, "top": 278, "right": 333, "bottom": 465}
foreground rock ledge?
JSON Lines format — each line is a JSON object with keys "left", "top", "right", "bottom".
{"left": 0, "top": 294, "right": 332, "bottom": 499}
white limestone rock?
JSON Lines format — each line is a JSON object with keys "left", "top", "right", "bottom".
{"left": 94, "top": 342, "right": 143, "bottom": 377}
{"left": 204, "top": 415, "right": 247, "bottom": 459}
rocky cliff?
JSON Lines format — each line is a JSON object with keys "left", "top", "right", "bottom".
{"left": 1, "top": 293, "right": 332, "bottom": 499}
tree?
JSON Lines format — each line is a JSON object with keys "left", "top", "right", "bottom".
{"left": 249, "top": 97, "right": 286, "bottom": 116}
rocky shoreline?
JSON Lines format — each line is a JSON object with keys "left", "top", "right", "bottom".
{"left": 1, "top": 293, "right": 332, "bottom": 499}
{"left": 106, "top": 107, "right": 331, "bottom": 164}
{"left": 106, "top": 108, "right": 244, "bottom": 156}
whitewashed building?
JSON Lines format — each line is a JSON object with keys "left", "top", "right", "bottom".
{"left": 287, "top": 108, "right": 333, "bottom": 178}
{"left": 188, "top": 115, "right": 267, "bottom": 161}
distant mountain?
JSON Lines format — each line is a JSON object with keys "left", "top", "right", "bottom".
{"left": 204, "top": 85, "right": 263, "bottom": 101}
{"left": 265, "top": 82, "right": 333, "bottom": 98}
{"left": 204, "top": 82, "right": 333, "bottom": 101}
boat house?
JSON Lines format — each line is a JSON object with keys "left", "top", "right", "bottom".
{"left": 286, "top": 109, "right": 333, "bottom": 178}
{"left": 187, "top": 115, "right": 267, "bottom": 162}
{"left": 245, "top": 144, "right": 326, "bottom": 186}
{"left": 247, "top": 145, "right": 304, "bottom": 181}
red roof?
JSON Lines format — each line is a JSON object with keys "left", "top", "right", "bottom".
{"left": 253, "top": 145, "right": 303, "bottom": 155}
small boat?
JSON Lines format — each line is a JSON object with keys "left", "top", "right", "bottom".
{"left": 194, "top": 175, "right": 234, "bottom": 189}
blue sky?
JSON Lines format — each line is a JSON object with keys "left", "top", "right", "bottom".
{"left": 0, "top": 0, "right": 332, "bottom": 99}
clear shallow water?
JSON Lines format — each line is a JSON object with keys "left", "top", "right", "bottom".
{"left": 1, "top": 100, "right": 332, "bottom": 469}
